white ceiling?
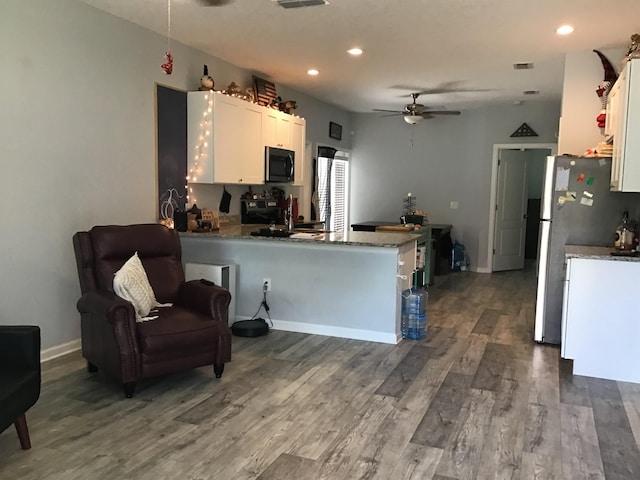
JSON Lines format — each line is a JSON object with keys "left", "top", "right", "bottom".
{"left": 78, "top": 0, "right": 639, "bottom": 113}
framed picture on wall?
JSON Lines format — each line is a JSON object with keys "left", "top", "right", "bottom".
{"left": 329, "top": 122, "right": 342, "bottom": 141}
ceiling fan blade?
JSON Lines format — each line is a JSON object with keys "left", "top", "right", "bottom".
{"left": 424, "top": 110, "right": 461, "bottom": 116}
{"left": 373, "top": 108, "right": 404, "bottom": 113}
{"left": 390, "top": 83, "right": 490, "bottom": 96}
{"left": 196, "top": 0, "right": 233, "bottom": 5}
{"left": 380, "top": 113, "right": 403, "bottom": 117}
{"left": 417, "top": 88, "right": 490, "bottom": 95}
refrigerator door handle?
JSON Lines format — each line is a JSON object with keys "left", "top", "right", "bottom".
{"left": 534, "top": 220, "right": 552, "bottom": 342}
{"left": 541, "top": 156, "right": 556, "bottom": 220}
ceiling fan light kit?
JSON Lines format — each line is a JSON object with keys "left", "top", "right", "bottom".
{"left": 403, "top": 114, "right": 423, "bottom": 125}
{"left": 374, "top": 92, "right": 461, "bottom": 124}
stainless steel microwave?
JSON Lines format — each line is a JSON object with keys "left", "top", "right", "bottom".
{"left": 265, "top": 146, "right": 294, "bottom": 183}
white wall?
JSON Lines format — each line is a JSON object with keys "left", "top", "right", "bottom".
{"left": 350, "top": 102, "right": 561, "bottom": 271}
{"left": 1, "top": 0, "right": 349, "bottom": 352}
{"left": 558, "top": 48, "right": 626, "bottom": 155}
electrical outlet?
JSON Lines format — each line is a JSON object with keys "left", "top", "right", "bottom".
{"left": 262, "top": 278, "right": 272, "bottom": 292}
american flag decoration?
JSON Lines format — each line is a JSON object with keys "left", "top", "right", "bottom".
{"left": 253, "top": 76, "right": 277, "bottom": 106}
{"left": 510, "top": 122, "right": 538, "bottom": 137}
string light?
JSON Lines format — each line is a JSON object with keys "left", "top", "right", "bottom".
{"left": 189, "top": 92, "right": 213, "bottom": 200}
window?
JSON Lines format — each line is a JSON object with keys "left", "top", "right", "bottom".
{"left": 317, "top": 149, "right": 349, "bottom": 233}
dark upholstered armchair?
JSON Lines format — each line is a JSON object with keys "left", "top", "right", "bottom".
{"left": 72, "top": 224, "right": 232, "bottom": 398}
{"left": 0, "top": 325, "right": 41, "bottom": 450}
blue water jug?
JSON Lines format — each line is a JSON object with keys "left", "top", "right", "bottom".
{"left": 401, "top": 270, "right": 428, "bottom": 340}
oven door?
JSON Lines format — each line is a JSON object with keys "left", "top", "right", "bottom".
{"left": 266, "top": 147, "right": 294, "bottom": 182}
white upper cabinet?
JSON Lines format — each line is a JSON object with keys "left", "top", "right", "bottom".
{"left": 262, "top": 109, "right": 292, "bottom": 149}
{"left": 188, "top": 91, "right": 306, "bottom": 186}
{"left": 187, "top": 91, "right": 264, "bottom": 185}
{"left": 262, "top": 108, "right": 306, "bottom": 185}
{"left": 290, "top": 117, "right": 306, "bottom": 186}
{"left": 606, "top": 59, "right": 640, "bottom": 192}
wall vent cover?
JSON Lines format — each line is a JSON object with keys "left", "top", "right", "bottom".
{"left": 514, "top": 62, "right": 534, "bottom": 70}
{"left": 276, "top": 0, "right": 329, "bottom": 8}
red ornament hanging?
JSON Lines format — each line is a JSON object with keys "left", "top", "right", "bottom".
{"left": 593, "top": 50, "right": 618, "bottom": 129}
{"left": 161, "top": 52, "right": 173, "bottom": 75}
{"left": 162, "top": 0, "right": 174, "bottom": 75}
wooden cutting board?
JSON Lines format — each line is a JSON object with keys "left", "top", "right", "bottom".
{"left": 375, "top": 225, "right": 413, "bottom": 232}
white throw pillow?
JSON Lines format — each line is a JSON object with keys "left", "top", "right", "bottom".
{"left": 113, "top": 252, "right": 157, "bottom": 319}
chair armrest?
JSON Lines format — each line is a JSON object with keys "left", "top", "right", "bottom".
{"left": 0, "top": 326, "right": 41, "bottom": 371}
{"left": 76, "top": 291, "right": 140, "bottom": 382}
{"left": 77, "top": 291, "right": 136, "bottom": 326}
{"left": 177, "top": 280, "right": 231, "bottom": 322}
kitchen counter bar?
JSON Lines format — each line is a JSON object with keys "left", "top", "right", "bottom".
{"left": 565, "top": 244, "right": 640, "bottom": 261}
{"left": 180, "top": 227, "right": 418, "bottom": 344}
{"left": 180, "top": 225, "right": 417, "bottom": 248}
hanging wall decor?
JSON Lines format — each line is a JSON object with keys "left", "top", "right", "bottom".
{"left": 253, "top": 76, "right": 277, "bottom": 107}
{"left": 510, "top": 122, "right": 538, "bottom": 137}
{"left": 593, "top": 50, "right": 618, "bottom": 128}
{"left": 161, "top": 0, "right": 174, "bottom": 75}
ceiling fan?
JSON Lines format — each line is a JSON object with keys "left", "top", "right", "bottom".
{"left": 373, "top": 93, "right": 461, "bottom": 124}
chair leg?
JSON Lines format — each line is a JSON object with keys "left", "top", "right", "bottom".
{"left": 214, "top": 363, "right": 224, "bottom": 378}
{"left": 123, "top": 382, "right": 136, "bottom": 398}
{"left": 14, "top": 413, "right": 31, "bottom": 450}
{"left": 87, "top": 361, "right": 98, "bottom": 373}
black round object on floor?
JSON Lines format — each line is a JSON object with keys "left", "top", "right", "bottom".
{"left": 231, "top": 319, "right": 269, "bottom": 337}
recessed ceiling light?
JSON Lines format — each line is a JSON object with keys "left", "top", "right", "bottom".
{"left": 347, "top": 47, "right": 363, "bottom": 56}
{"left": 556, "top": 25, "right": 574, "bottom": 35}
{"left": 307, "top": 69, "right": 319, "bottom": 76}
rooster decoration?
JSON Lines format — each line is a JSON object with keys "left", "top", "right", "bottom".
{"left": 593, "top": 50, "right": 618, "bottom": 129}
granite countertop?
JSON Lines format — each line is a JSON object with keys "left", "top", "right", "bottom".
{"left": 180, "top": 224, "right": 417, "bottom": 248}
{"left": 565, "top": 245, "right": 640, "bottom": 262}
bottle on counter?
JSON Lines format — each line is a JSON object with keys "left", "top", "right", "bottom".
{"left": 401, "top": 270, "right": 428, "bottom": 340}
{"left": 615, "top": 210, "right": 635, "bottom": 250}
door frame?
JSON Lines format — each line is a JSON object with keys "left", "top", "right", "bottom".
{"left": 486, "top": 143, "right": 557, "bottom": 273}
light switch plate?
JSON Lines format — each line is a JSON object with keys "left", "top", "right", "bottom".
{"left": 450, "top": 201, "right": 459, "bottom": 209}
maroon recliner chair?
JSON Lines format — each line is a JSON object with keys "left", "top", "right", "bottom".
{"left": 72, "top": 224, "right": 232, "bottom": 398}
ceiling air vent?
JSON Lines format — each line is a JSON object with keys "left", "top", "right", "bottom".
{"left": 276, "top": 0, "right": 329, "bottom": 8}
{"left": 523, "top": 90, "right": 540, "bottom": 95}
{"left": 514, "top": 62, "right": 534, "bottom": 70}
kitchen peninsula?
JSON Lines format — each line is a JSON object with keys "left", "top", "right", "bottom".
{"left": 179, "top": 227, "right": 419, "bottom": 344}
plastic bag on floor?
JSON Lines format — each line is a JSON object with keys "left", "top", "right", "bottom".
{"left": 451, "top": 241, "right": 470, "bottom": 272}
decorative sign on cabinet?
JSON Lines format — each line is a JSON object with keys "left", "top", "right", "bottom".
{"left": 606, "top": 59, "right": 640, "bottom": 192}
{"left": 187, "top": 91, "right": 306, "bottom": 186}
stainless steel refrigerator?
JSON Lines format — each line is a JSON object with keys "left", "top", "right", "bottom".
{"left": 534, "top": 155, "right": 640, "bottom": 344}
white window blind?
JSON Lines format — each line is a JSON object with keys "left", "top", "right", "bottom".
{"left": 330, "top": 159, "right": 348, "bottom": 233}
{"left": 317, "top": 150, "right": 349, "bottom": 233}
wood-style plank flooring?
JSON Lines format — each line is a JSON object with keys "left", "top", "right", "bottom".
{"left": 2, "top": 264, "right": 640, "bottom": 479}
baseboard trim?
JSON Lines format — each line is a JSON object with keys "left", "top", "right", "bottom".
{"left": 234, "top": 317, "right": 399, "bottom": 344}
{"left": 41, "top": 339, "right": 81, "bottom": 362}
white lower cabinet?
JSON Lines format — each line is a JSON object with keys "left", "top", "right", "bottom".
{"left": 562, "top": 257, "right": 640, "bottom": 383}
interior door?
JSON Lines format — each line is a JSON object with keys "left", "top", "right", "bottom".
{"left": 493, "top": 149, "right": 528, "bottom": 271}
